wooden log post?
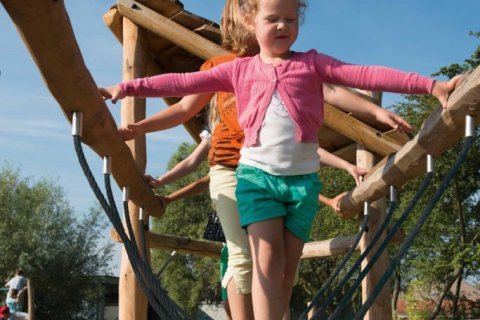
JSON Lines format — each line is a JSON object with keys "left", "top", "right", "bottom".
{"left": 118, "top": 17, "right": 149, "bottom": 320}
{"left": 27, "top": 279, "right": 34, "bottom": 320}
{"left": 357, "top": 145, "right": 392, "bottom": 319}
{"left": 356, "top": 91, "right": 391, "bottom": 320}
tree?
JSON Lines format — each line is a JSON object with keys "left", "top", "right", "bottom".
{"left": 0, "top": 165, "right": 114, "bottom": 319}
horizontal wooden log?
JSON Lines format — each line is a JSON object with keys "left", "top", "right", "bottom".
{"left": 149, "top": 232, "right": 223, "bottom": 258}
{"left": 324, "top": 103, "right": 404, "bottom": 157}
{"left": 117, "top": 0, "right": 225, "bottom": 61}
{"left": 301, "top": 235, "right": 358, "bottom": 259}
{"left": 143, "top": 229, "right": 405, "bottom": 260}
{"left": 338, "top": 68, "right": 480, "bottom": 218}
{"left": 0, "top": 0, "right": 164, "bottom": 217}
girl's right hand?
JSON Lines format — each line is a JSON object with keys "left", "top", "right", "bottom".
{"left": 144, "top": 174, "right": 163, "bottom": 188}
{"left": 99, "top": 85, "right": 125, "bottom": 103}
{"left": 118, "top": 124, "right": 142, "bottom": 141}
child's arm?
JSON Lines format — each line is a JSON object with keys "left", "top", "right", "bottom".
{"left": 118, "top": 93, "right": 213, "bottom": 141}
{"left": 162, "top": 175, "right": 210, "bottom": 205}
{"left": 323, "top": 84, "right": 413, "bottom": 132}
{"left": 319, "top": 192, "right": 347, "bottom": 212}
{"left": 145, "top": 138, "right": 210, "bottom": 188}
{"left": 316, "top": 53, "right": 462, "bottom": 109}
{"left": 99, "top": 63, "right": 234, "bottom": 103}
{"left": 317, "top": 147, "right": 367, "bottom": 186}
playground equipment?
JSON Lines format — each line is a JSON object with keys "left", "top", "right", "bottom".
{"left": 1, "top": 0, "right": 478, "bottom": 319}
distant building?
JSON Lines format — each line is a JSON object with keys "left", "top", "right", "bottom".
{"left": 84, "top": 276, "right": 119, "bottom": 320}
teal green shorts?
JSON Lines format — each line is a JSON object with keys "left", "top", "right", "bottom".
{"left": 219, "top": 244, "right": 228, "bottom": 301}
{"left": 235, "top": 164, "right": 322, "bottom": 242}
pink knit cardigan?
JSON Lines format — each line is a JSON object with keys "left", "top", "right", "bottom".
{"left": 120, "top": 49, "right": 434, "bottom": 147}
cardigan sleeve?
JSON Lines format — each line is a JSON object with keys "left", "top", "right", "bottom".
{"left": 313, "top": 50, "right": 434, "bottom": 95}
{"left": 119, "top": 62, "right": 235, "bottom": 98}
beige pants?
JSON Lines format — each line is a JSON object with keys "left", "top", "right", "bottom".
{"left": 209, "top": 165, "right": 253, "bottom": 294}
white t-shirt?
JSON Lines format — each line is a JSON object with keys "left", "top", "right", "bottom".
{"left": 6, "top": 275, "right": 26, "bottom": 291}
{"left": 240, "top": 90, "right": 319, "bottom": 175}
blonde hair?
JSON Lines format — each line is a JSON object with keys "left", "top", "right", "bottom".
{"left": 220, "top": 0, "right": 253, "bottom": 56}
{"left": 241, "top": 0, "right": 306, "bottom": 22}
{"left": 208, "top": 93, "right": 221, "bottom": 132}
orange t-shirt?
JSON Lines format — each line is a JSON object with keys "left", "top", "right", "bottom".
{"left": 200, "top": 54, "right": 244, "bottom": 168}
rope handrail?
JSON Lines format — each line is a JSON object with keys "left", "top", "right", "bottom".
{"left": 73, "top": 133, "right": 189, "bottom": 319}
{"left": 352, "top": 136, "right": 474, "bottom": 320}
{"left": 298, "top": 203, "right": 371, "bottom": 320}
{"left": 323, "top": 171, "right": 434, "bottom": 319}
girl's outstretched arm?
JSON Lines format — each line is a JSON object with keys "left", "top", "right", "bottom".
{"left": 322, "top": 84, "right": 413, "bottom": 133}
{"left": 145, "top": 138, "right": 210, "bottom": 188}
{"left": 115, "top": 93, "right": 214, "bottom": 141}
{"left": 317, "top": 147, "right": 367, "bottom": 186}
{"left": 162, "top": 175, "right": 211, "bottom": 206}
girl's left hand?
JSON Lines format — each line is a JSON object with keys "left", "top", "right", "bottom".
{"left": 99, "top": 85, "right": 125, "bottom": 103}
{"left": 347, "top": 166, "right": 369, "bottom": 186}
{"left": 375, "top": 109, "right": 414, "bottom": 133}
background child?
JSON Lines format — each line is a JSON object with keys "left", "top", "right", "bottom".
{"left": 99, "top": 0, "right": 460, "bottom": 318}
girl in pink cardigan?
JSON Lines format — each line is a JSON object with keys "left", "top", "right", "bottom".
{"left": 100, "top": 0, "right": 460, "bottom": 318}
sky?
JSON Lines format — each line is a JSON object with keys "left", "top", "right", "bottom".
{"left": 0, "top": 0, "right": 478, "bottom": 274}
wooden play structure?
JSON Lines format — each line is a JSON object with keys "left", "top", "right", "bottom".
{"left": 1, "top": 0, "right": 478, "bottom": 319}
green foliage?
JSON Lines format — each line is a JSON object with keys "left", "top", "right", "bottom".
{"left": 149, "top": 143, "right": 220, "bottom": 314}
{"left": 0, "top": 165, "right": 113, "bottom": 319}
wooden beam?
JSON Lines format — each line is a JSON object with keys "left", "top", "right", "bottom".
{"left": 117, "top": 0, "right": 226, "bottom": 61}
{"left": 301, "top": 235, "right": 358, "bottom": 259}
{"left": 324, "top": 103, "right": 404, "bottom": 157}
{"left": 337, "top": 68, "right": 480, "bottom": 218}
{"left": 0, "top": 0, "right": 164, "bottom": 218}
{"left": 357, "top": 145, "right": 392, "bottom": 320}
{"left": 119, "top": 17, "right": 149, "bottom": 320}
{"left": 27, "top": 279, "right": 34, "bottom": 320}
{"left": 149, "top": 232, "right": 223, "bottom": 258}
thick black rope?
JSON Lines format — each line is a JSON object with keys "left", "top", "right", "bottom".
{"left": 353, "top": 136, "right": 474, "bottom": 320}
{"left": 103, "top": 172, "right": 173, "bottom": 318}
{"left": 74, "top": 136, "right": 188, "bottom": 319}
{"left": 297, "top": 209, "right": 370, "bottom": 320}
{"left": 311, "top": 197, "right": 399, "bottom": 319}
{"left": 76, "top": 138, "right": 173, "bottom": 318}
{"left": 325, "top": 171, "right": 434, "bottom": 320}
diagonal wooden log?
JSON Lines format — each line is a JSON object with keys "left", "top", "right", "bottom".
{"left": 324, "top": 103, "right": 404, "bottom": 156}
{"left": 0, "top": 0, "right": 164, "bottom": 217}
{"left": 117, "top": 0, "right": 225, "bottom": 60}
{"left": 338, "top": 68, "right": 480, "bottom": 218}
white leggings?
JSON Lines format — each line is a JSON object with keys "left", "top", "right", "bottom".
{"left": 209, "top": 165, "right": 253, "bottom": 294}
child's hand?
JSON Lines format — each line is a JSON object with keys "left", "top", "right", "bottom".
{"left": 320, "top": 192, "right": 348, "bottom": 213}
{"left": 144, "top": 174, "right": 163, "bottom": 188}
{"left": 155, "top": 194, "right": 170, "bottom": 210}
{"left": 99, "top": 85, "right": 125, "bottom": 103}
{"left": 375, "top": 109, "right": 414, "bottom": 133}
{"left": 118, "top": 124, "right": 142, "bottom": 141}
{"left": 431, "top": 75, "right": 463, "bottom": 109}
{"left": 347, "top": 166, "right": 369, "bottom": 186}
